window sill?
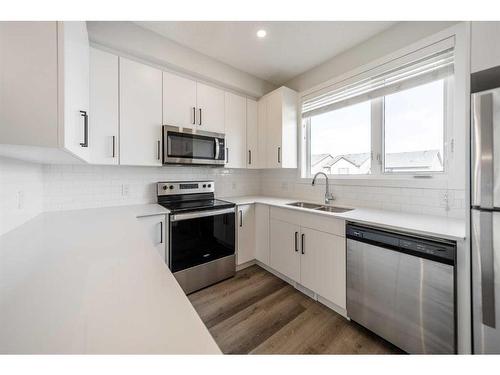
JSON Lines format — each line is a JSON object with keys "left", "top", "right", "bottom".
{"left": 300, "top": 174, "right": 449, "bottom": 189}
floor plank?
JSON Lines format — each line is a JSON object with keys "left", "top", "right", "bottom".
{"left": 188, "top": 265, "right": 402, "bottom": 355}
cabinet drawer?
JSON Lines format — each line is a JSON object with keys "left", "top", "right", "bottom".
{"left": 270, "top": 206, "right": 345, "bottom": 237}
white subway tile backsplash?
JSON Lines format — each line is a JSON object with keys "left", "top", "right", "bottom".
{"left": 260, "top": 169, "right": 466, "bottom": 219}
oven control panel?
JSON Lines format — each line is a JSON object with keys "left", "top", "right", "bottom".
{"left": 157, "top": 181, "right": 215, "bottom": 196}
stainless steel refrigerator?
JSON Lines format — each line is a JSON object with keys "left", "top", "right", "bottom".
{"left": 471, "top": 71, "right": 500, "bottom": 353}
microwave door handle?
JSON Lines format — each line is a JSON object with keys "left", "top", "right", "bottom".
{"left": 215, "top": 138, "right": 220, "bottom": 159}
{"left": 473, "top": 92, "right": 495, "bottom": 208}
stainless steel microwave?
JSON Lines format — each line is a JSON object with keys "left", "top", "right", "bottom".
{"left": 162, "top": 125, "right": 225, "bottom": 166}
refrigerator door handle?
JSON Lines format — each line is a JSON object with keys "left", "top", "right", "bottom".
{"left": 472, "top": 92, "right": 495, "bottom": 208}
{"left": 479, "top": 210, "right": 496, "bottom": 328}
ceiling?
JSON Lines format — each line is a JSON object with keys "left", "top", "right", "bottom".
{"left": 135, "top": 21, "right": 397, "bottom": 85}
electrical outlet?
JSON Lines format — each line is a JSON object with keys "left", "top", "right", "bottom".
{"left": 121, "top": 184, "right": 130, "bottom": 197}
{"left": 439, "top": 191, "right": 449, "bottom": 210}
{"left": 17, "top": 191, "right": 24, "bottom": 209}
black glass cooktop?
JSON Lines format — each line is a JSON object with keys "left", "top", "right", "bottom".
{"left": 159, "top": 198, "right": 235, "bottom": 213}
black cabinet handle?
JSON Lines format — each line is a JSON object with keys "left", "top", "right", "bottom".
{"left": 277, "top": 146, "right": 281, "bottom": 163}
{"left": 157, "top": 140, "right": 161, "bottom": 161}
{"left": 192, "top": 107, "right": 196, "bottom": 125}
{"left": 160, "top": 221, "right": 163, "bottom": 244}
{"left": 198, "top": 108, "right": 202, "bottom": 125}
{"left": 112, "top": 135, "right": 116, "bottom": 158}
{"left": 239, "top": 210, "right": 243, "bottom": 227}
{"left": 226, "top": 147, "right": 229, "bottom": 163}
{"left": 294, "top": 231, "right": 298, "bottom": 252}
{"left": 79, "top": 110, "right": 88, "bottom": 147}
{"left": 301, "top": 233, "right": 305, "bottom": 254}
{"left": 248, "top": 150, "right": 252, "bottom": 165}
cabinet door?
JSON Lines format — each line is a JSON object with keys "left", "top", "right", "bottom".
{"left": 300, "top": 227, "right": 346, "bottom": 308}
{"left": 0, "top": 22, "right": 59, "bottom": 148}
{"left": 255, "top": 204, "right": 270, "bottom": 266}
{"left": 237, "top": 204, "right": 256, "bottom": 265}
{"left": 90, "top": 47, "right": 119, "bottom": 165}
{"left": 196, "top": 82, "right": 225, "bottom": 133}
{"left": 162, "top": 71, "right": 197, "bottom": 128}
{"left": 246, "top": 98, "right": 259, "bottom": 169}
{"left": 119, "top": 58, "right": 162, "bottom": 166}
{"left": 137, "top": 215, "right": 166, "bottom": 262}
{"left": 270, "top": 219, "right": 300, "bottom": 281}
{"left": 265, "top": 90, "right": 283, "bottom": 168}
{"left": 257, "top": 98, "right": 268, "bottom": 169}
{"left": 225, "top": 92, "right": 247, "bottom": 168}
{"left": 471, "top": 22, "right": 500, "bottom": 73}
{"left": 61, "top": 21, "right": 91, "bottom": 162}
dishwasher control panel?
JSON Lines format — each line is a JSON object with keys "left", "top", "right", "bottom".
{"left": 346, "top": 223, "right": 456, "bottom": 265}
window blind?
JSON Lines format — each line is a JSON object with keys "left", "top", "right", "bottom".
{"left": 301, "top": 37, "right": 455, "bottom": 118}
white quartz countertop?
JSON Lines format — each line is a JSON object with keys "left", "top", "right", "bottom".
{"left": 222, "top": 196, "right": 466, "bottom": 241}
{"left": 0, "top": 204, "right": 220, "bottom": 354}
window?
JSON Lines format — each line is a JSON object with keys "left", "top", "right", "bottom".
{"left": 309, "top": 101, "right": 371, "bottom": 176}
{"left": 383, "top": 80, "right": 445, "bottom": 173}
{"left": 302, "top": 38, "right": 454, "bottom": 179}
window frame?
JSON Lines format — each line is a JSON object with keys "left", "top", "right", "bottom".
{"left": 302, "top": 76, "right": 452, "bottom": 182}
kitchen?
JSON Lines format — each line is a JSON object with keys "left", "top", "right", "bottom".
{"left": 0, "top": 2, "right": 499, "bottom": 369}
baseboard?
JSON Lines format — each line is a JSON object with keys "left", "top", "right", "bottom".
{"left": 255, "top": 261, "right": 349, "bottom": 320}
{"left": 236, "top": 259, "right": 257, "bottom": 271}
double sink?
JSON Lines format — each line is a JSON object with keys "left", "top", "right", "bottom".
{"left": 286, "top": 201, "right": 353, "bottom": 213}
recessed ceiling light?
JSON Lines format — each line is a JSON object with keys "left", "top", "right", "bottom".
{"left": 256, "top": 29, "right": 267, "bottom": 38}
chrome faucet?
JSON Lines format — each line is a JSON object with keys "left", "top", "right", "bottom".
{"left": 312, "top": 172, "right": 334, "bottom": 204}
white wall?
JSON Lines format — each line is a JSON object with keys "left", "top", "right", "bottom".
{"left": 0, "top": 157, "right": 43, "bottom": 236}
{"left": 286, "top": 21, "right": 459, "bottom": 92}
{"left": 87, "top": 21, "right": 276, "bottom": 98}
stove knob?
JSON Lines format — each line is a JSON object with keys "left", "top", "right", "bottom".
{"left": 169, "top": 185, "right": 174, "bottom": 190}
{"left": 162, "top": 185, "right": 167, "bottom": 190}
{"left": 203, "top": 184, "right": 207, "bottom": 188}
{"left": 207, "top": 184, "right": 211, "bottom": 188}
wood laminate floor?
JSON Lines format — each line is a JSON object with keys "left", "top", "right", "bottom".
{"left": 188, "top": 265, "right": 402, "bottom": 354}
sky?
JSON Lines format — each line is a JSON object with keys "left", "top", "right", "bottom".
{"left": 309, "top": 79, "right": 445, "bottom": 160}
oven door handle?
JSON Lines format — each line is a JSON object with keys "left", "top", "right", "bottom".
{"left": 170, "top": 207, "right": 235, "bottom": 222}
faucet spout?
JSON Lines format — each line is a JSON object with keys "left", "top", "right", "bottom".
{"left": 312, "top": 172, "right": 334, "bottom": 204}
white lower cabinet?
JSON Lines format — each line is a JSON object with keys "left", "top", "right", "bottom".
{"left": 270, "top": 219, "right": 301, "bottom": 281}
{"left": 137, "top": 215, "right": 166, "bottom": 262}
{"left": 269, "top": 207, "right": 346, "bottom": 309}
{"left": 255, "top": 204, "right": 270, "bottom": 265}
{"left": 300, "top": 227, "right": 346, "bottom": 309}
{"left": 236, "top": 204, "right": 256, "bottom": 265}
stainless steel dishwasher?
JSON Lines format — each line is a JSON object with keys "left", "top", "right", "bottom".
{"left": 346, "top": 223, "right": 457, "bottom": 354}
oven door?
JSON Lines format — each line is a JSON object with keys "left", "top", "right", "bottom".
{"left": 169, "top": 207, "right": 235, "bottom": 272}
{"left": 163, "top": 125, "right": 225, "bottom": 165}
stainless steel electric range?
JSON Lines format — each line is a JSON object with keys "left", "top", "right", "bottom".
{"left": 157, "top": 181, "right": 236, "bottom": 294}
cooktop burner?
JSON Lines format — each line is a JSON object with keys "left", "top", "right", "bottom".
{"left": 156, "top": 181, "right": 235, "bottom": 214}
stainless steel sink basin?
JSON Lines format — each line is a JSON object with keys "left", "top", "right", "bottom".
{"left": 315, "top": 206, "right": 353, "bottom": 213}
{"left": 286, "top": 201, "right": 353, "bottom": 213}
{"left": 286, "top": 202, "right": 323, "bottom": 209}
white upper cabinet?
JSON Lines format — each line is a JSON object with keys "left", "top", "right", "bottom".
{"left": 258, "top": 86, "right": 298, "bottom": 169}
{"left": 224, "top": 92, "right": 247, "bottom": 168}
{"left": 471, "top": 22, "right": 500, "bottom": 73}
{"left": 0, "top": 21, "right": 91, "bottom": 163}
{"left": 196, "top": 82, "right": 225, "bottom": 133}
{"left": 162, "top": 71, "right": 197, "bottom": 129}
{"left": 246, "top": 98, "right": 259, "bottom": 168}
{"left": 119, "top": 57, "right": 163, "bottom": 166}
{"left": 90, "top": 47, "right": 119, "bottom": 165}
{"left": 61, "top": 22, "right": 90, "bottom": 161}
